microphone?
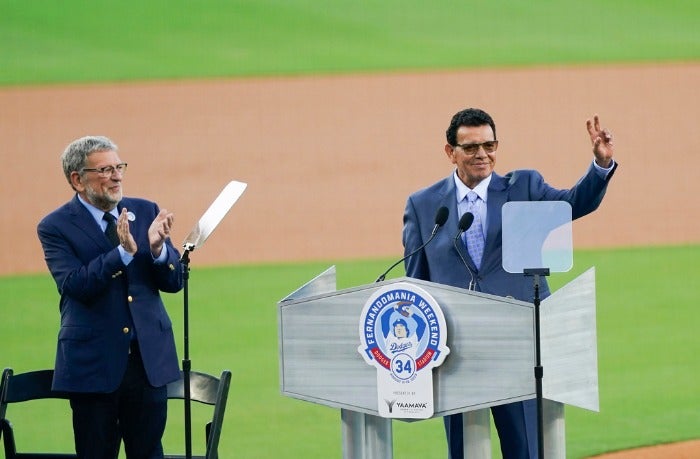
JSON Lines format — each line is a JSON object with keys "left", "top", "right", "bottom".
{"left": 375, "top": 206, "right": 449, "bottom": 283}
{"left": 456, "top": 212, "right": 474, "bottom": 234}
{"left": 453, "top": 212, "right": 477, "bottom": 290}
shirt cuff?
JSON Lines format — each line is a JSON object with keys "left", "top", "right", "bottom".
{"left": 118, "top": 246, "right": 134, "bottom": 265}
{"left": 592, "top": 158, "right": 615, "bottom": 179}
{"left": 152, "top": 245, "right": 168, "bottom": 264}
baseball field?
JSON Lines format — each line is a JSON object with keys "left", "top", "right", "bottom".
{"left": 1, "top": 1, "right": 698, "bottom": 457}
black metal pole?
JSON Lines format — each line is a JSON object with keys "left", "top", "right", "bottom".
{"left": 180, "top": 246, "right": 193, "bottom": 459}
{"left": 524, "top": 267, "right": 549, "bottom": 459}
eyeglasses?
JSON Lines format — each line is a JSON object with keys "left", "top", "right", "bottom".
{"left": 454, "top": 140, "right": 498, "bottom": 155}
{"left": 81, "top": 163, "right": 128, "bottom": 177}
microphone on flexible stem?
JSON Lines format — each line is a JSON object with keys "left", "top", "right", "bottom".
{"left": 453, "top": 212, "right": 477, "bottom": 290}
{"left": 375, "top": 206, "right": 449, "bottom": 283}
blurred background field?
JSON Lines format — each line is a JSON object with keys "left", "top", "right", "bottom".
{"left": 1, "top": 1, "right": 699, "bottom": 457}
{"left": 1, "top": 0, "right": 699, "bottom": 85}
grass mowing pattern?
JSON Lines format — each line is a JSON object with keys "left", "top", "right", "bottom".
{"left": 1, "top": 0, "right": 699, "bottom": 85}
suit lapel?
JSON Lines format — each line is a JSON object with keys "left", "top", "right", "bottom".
{"left": 437, "top": 177, "right": 460, "bottom": 241}
{"left": 482, "top": 174, "right": 509, "bottom": 271}
{"left": 67, "top": 195, "right": 118, "bottom": 251}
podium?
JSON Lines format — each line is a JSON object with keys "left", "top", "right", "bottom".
{"left": 278, "top": 267, "right": 599, "bottom": 458}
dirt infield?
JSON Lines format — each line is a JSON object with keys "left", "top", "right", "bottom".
{"left": 591, "top": 439, "right": 700, "bottom": 459}
{"left": 1, "top": 63, "right": 698, "bottom": 456}
{"left": 1, "top": 63, "right": 699, "bottom": 277}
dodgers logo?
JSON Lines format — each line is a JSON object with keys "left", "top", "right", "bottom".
{"left": 358, "top": 282, "right": 449, "bottom": 418}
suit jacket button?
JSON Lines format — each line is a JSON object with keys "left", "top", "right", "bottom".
{"left": 128, "top": 295, "right": 133, "bottom": 302}
{"left": 168, "top": 263, "right": 175, "bottom": 271}
{"left": 123, "top": 327, "right": 130, "bottom": 334}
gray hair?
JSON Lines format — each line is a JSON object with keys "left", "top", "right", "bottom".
{"left": 61, "top": 136, "right": 118, "bottom": 186}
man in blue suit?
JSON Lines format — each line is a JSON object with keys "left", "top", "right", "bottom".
{"left": 38, "top": 136, "right": 183, "bottom": 459}
{"left": 403, "top": 108, "right": 617, "bottom": 459}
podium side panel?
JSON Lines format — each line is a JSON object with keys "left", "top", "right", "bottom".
{"left": 279, "top": 265, "right": 337, "bottom": 302}
{"left": 541, "top": 268, "right": 599, "bottom": 411}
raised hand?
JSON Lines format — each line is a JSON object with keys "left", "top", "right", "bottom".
{"left": 586, "top": 114, "right": 614, "bottom": 168}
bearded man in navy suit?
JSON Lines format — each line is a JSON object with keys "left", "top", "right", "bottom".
{"left": 402, "top": 108, "right": 617, "bottom": 459}
{"left": 38, "top": 136, "right": 183, "bottom": 459}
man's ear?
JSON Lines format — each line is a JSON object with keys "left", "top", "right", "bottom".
{"left": 69, "top": 171, "right": 85, "bottom": 192}
{"left": 444, "top": 144, "right": 456, "bottom": 163}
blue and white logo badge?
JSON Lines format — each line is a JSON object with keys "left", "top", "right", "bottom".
{"left": 358, "top": 282, "right": 449, "bottom": 418}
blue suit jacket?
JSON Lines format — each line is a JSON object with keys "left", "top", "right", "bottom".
{"left": 37, "top": 195, "right": 183, "bottom": 393}
{"left": 403, "top": 163, "right": 617, "bottom": 301}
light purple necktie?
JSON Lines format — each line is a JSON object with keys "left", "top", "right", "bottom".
{"left": 463, "top": 191, "right": 485, "bottom": 269}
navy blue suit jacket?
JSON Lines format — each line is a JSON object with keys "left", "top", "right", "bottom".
{"left": 403, "top": 162, "right": 617, "bottom": 300}
{"left": 38, "top": 195, "right": 182, "bottom": 393}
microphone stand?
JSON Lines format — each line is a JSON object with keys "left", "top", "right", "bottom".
{"left": 180, "top": 243, "right": 195, "bottom": 459}
{"left": 375, "top": 230, "right": 437, "bottom": 283}
{"left": 375, "top": 255, "right": 412, "bottom": 283}
{"left": 376, "top": 207, "right": 448, "bottom": 283}
{"left": 453, "top": 212, "right": 476, "bottom": 290}
{"left": 452, "top": 235, "right": 476, "bottom": 291}
{"left": 524, "top": 267, "right": 550, "bottom": 459}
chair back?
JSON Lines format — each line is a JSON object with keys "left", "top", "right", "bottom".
{"left": 166, "top": 369, "right": 232, "bottom": 459}
{"left": 1, "top": 368, "right": 231, "bottom": 459}
{"left": 0, "top": 367, "right": 77, "bottom": 458}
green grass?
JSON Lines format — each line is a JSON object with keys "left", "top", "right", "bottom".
{"left": 1, "top": 245, "right": 698, "bottom": 458}
{"left": 548, "top": 246, "right": 700, "bottom": 456}
{"left": 1, "top": 0, "right": 699, "bottom": 85}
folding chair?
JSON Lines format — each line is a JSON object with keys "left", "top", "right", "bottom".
{"left": 164, "top": 370, "right": 232, "bottom": 459}
{"left": 1, "top": 368, "right": 231, "bottom": 459}
{"left": 0, "top": 367, "right": 76, "bottom": 458}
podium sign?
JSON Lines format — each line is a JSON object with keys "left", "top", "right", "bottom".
{"left": 357, "top": 282, "right": 449, "bottom": 419}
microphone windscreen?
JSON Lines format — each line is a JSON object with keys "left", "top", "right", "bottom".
{"left": 434, "top": 206, "right": 449, "bottom": 226}
{"left": 458, "top": 212, "right": 474, "bottom": 231}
